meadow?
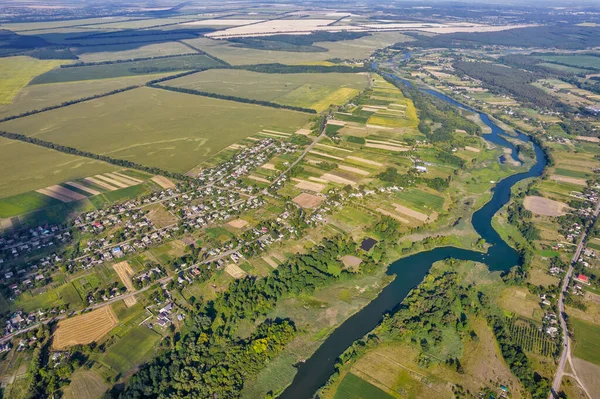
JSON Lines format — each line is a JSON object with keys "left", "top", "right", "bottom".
{"left": 166, "top": 69, "right": 368, "bottom": 112}
{"left": 101, "top": 326, "right": 162, "bottom": 373}
{"left": 0, "top": 87, "right": 309, "bottom": 173}
{"left": 572, "top": 317, "right": 600, "bottom": 366}
{"left": 333, "top": 373, "right": 394, "bottom": 399}
{"left": 0, "top": 56, "right": 66, "bottom": 104}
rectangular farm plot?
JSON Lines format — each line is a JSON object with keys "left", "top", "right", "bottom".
{"left": 53, "top": 306, "right": 118, "bottom": 349}
{"left": 0, "top": 87, "right": 309, "bottom": 173}
{"left": 165, "top": 69, "right": 368, "bottom": 112}
{"left": 36, "top": 185, "right": 87, "bottom": 203}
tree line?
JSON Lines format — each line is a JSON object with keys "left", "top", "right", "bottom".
{"left": 60, "top": 53, "right": 200, "bottom": 68}
{"left": 151, "top": 84, "right": 317, "bottom": 113}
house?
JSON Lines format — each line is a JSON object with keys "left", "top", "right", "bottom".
{"left": 574, "top": 274, "right": 590, "bottom": 285}
{"left": 416, "top": 165, "right": 428, "bottom": 173}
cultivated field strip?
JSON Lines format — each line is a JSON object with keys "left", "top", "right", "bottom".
{"left": 84, "top": 177, "right": 118, "bottom": 191}
{"left": 151, "top": 175, "right": 176, "bottom": 189}
{"left": 36, "top": 185, "right": 87, "bottom": 203}
{"left": 105, "top": 172, "right": 140, "bottom": 186}
{"left": 53, "top": 306, "right": 118, "bottom": 349}
{"left": 65, "top": 181, "right": 102, "bottom": 196}
{"left": 94, "top": 174, "right": 130, "bottom": 188}
{"left": 112, "top": 171, "right": 143, "bottom": 183}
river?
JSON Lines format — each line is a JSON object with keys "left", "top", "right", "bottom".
{"left": 278, "top": 74, "right": 547, "bottom": 399}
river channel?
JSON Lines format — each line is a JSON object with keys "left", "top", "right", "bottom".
{"left": 278, "top": 74, "right": 547, "bottom": 399}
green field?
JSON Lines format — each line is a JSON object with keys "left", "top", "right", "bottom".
{"left": 537, "top": 63, "right": 592, "bottom": 75}
{"left": 395, "top": 188, "right": 445, "bottom": 212}
{"left": 0, "top": 56, "right": 66, "bottom": 104}
{"left": 572, "top": 318, "right": 600, "bottom": 365}
{"left": 75, "top": 41, "right": 194, "bottom": 63}
{"left": 333, "top": 372, "right": 394, "bottom": 399}
{"left": 31, "top": 54, "right": 221, "bottom": 84}
{"left": 0, "top": 87, "right": 309, "bottom": 173}
{"left": 166, "top": 69, "right": 367, "bottom": 111}
{"left": 0, "top": 137, "right": 117, "bottom": 199}
{"left": 102, "top": 326, "right": 161, "bottom": 373}
{"left": 0, "top": 191, "right": 61, "bottom": 218}
{"left": 554, "top": 168, "right": 589, "bottom": 179}
{"left": 540, "top": 55, "right": 600, "bottom": 70}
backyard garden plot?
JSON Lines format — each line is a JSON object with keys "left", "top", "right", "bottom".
{"left": 0, "top": 87, "right": 309, "bottom": 173}
{"left": 165, "top": 69, "right": 368, "bottom": 112}
{"left": 53, "top": 306, "right": 118, "bottom": 349}
{"left": 0, "top": 56, "right": 66, "bottom": 105}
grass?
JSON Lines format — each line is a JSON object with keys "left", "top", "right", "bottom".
{"left": 0, "top": 56, "right": 65, "bottom": 104}
{"left": 539, "top": 55, "right": 600, "bottom": 70}
{"left": 0, "top": 87, "right": 309, "bottom": 173}
{"left": 333, "top": 373, "right": 394, "bottom": 399}
{"left": 0, "top": 191, "right": 61, "bottom": 218}
{"left": 395, "top": 188, "right": 445, "bottom": 212}
{"left": 572, "top": 318, "right": 600, "bottom": 366}
{"left": 89, "top": 183, "right": 153, "bottom": 209}
{"left": 75, "top": 41, "right": 194, "bottom": 63}
{"left": 63, "top": 370, "right": 109, "bottom": 399}
{"left": 166, "top": 69, "right": 367, "bottom": 112}
{"left": 31, "top": 54, "right": 221, "bottom": 84}
{"left": 102, "top": 326, "right": 161, "bottom": 374}
{"left": 554, "top": 168, "right": 589, "bottom": 179}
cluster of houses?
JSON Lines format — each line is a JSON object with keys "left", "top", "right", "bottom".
{"left": 0, "top": 224, "right": 69, "bottom": 262}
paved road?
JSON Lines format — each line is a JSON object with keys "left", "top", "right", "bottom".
{"left": 549, "top": 201, "right": 600, "bottom": 399}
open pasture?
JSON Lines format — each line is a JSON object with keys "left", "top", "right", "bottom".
{"left": 0, "top": 56, "right": 65, "bottom": 104}
{"left": 572, "top": 318, "right": 600, "bottom": 366}
{"left": 0, "top": 87, "right": 309, "bottom": 173}
{"left": 102, "top": 326, "right": 161, "bottom": 373}
{"left": 165, "top": 69, "right": 367, "bottom": 112}
{"left": 53, "top": 307, "right": 118, "bottom": 349}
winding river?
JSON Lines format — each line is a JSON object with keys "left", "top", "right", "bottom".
{"left": 279, "top": 75, "right": 547, "bottom": 399}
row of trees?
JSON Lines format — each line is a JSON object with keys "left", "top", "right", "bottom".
{"left": 151, "top": 84, "right": 317, "bottom": 113}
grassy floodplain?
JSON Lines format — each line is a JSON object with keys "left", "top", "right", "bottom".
{"left": 0, "top": 56, "right": 66, "bottom": 104}
{"left": 0, "top": 87, "right": 309, "bottom": 173}
{"left": 165, "top": 69, "right": 368, "bottom": 112}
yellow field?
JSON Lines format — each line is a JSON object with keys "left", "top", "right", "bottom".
{"left": 310, "top": 87, "right": 360, "bottom": 112}
{"left": 0, "top": 56, "right": 65, "bottom": 104}
{"left": 53, "top": 306, "right": 118, "bottom": 349}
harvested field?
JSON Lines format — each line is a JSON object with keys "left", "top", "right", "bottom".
{"left": 316, "top": 143, "right": 353, "bottom": 153}
{"left": 84, "top": 177, "right": 118, "bottom": 191}
{"left": 94, "top": 174, "right": 129, "bottom": 188}
{"left": 338, "top": 165, "right": 370, "bottom": 176}
{"left": 365, "top": 143, "right": 409, "bottom": 152}
{"left": 36, "top": 185, "right": 87, "bottom": 203}
{"left": 52, "top": 306, "right": 118, "bottom": 349}
{"left": 151, "top": 175, "right": 176, "bottom": 189}
{"left": 261, "top": 163, "right": 277, "bottom": 170}
{"left": 321, "top": 173, "right": 358, "bottom": 186}
{"left": 228, "top": 219, "right": 249, "bottom": 229}
{"left": 123, "top": 296, "right": 137, "bottom": 307}
{"left": 248, "top": 175, "right": 270, "bottom": 184}
{"left": 65, "top": 181, "right": 101, "bottom": 196}
{"left": 464, "top": 146, "right": 481, "bottom": 153}
{"left": 309, "top": 150, "right": 345, "bottom": 161}
{"left": 524, "top": 196, "right": 569, "bottom": 217}
{"left": 576, "top": 136, "right": 600, "bottom": 143}
{"left": 376, "top": 208, "right": 409, "bottom": 223}
{"left": 394, "top": 203, "right": 428, "bottom": 222}
{"left": 293, "top": 192, "right": 323, "bottom": 209}
{"left": 225, "top": 263, "right": 246, "bottom": 279}
{"left": 113, "top": 261, "right": 135, "bottom": 292}
{"left": 550, "top": 175, "right": 587, "bottom": 186}
{"left": 105, "top": 172, "right": 139, "bottom": 186}
{"left": 309, "top": 177, "right": 329, "bottom": 183}
{"left": 341, "top": 255, "right": 363, "bottom": 270}
{"left": 293, "top": 178, "right": 326, "bottom": 192}
{"left": 262, "top": 256, "right": 279, "bottom": 268}
{"left": 346, "top": 156, "right": 383, "bottom": 166}
{"left": 63, "top": 370, "right": 109, "bottom": 399}
{"left": 296, "top": 129, "right": 311, "bottom": 135}
{"left": 113, "top": 171, "right": 142, "bottom": 183}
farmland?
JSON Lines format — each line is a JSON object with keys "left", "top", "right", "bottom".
{"left": 0, "top": 56, "right": 66, "bottom": 105}
{"left": 572, "top": 318, "right": 600, "bottom": 366}
{"left": 333, "top": 373, "right": 394, "bottom": 399}
{"left": 53, "top": 307, "right": 118, "bottom": 349}
{"left": 165, "top": 69, "right": 368, "bottom": 111}
{"left": 0, "top": 87, "right": 309, "bottom": 173}
{"left": 101, "top": 326, "right": 162, "bottom": 373}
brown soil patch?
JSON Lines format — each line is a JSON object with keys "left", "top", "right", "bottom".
{"left": 523, "top": 196, "right": 569, "bottom": 217}
{"left": 225, "top": 263, "right": 246, "bottom": 279}
{"left": 52, "top": 307, "right": 118, "bottom": 349}
{"left": 464, "top": 146, "right": 481, "bottom": 153}
{"left": 321, "top": 173, "right": 357, "bottom": 186}
{"left": 151, "top": 175, "right": 176, "bottom": 189}
{"left": 65, "top": 181, "right": 101, "bottom": 196}
{"left": 293, "top": 192, "right": 323, "bottom": 209}
{"left": 295, "top": 128, "right": 311, "bottom": 135}
{"left": 228, "top": 219, "right": 249, "bottom": 229}
{"left": 36, "top": 185, "right": 87, "bottom": 203}
{"left": 262, "top": 256, "right": 279, "bottom": 268}
{"left": 84, "top": 177, "right": 118, "bottom": 191}
{"left": 576, "top": 136, "right": 600, "bottom": 143}
{"left": 261, "top": 163, "right": 277, "bottom": 170}
{"left": 346, "top": 156, "right": 383, "bottom": 167}
{"left": 550, "top": 174, "right": 587, "bottom": 186}
{"left": 340, "top": 255, "right": 363, "bottom": 270}
{"left": 292, "top": 178, "right": 326, "bottom": 192}
{"left": 394, "top": 203, "right": 428, "bottom": 222}
{"left": 94, "top": 174, "right": 129, "bottom": 188}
